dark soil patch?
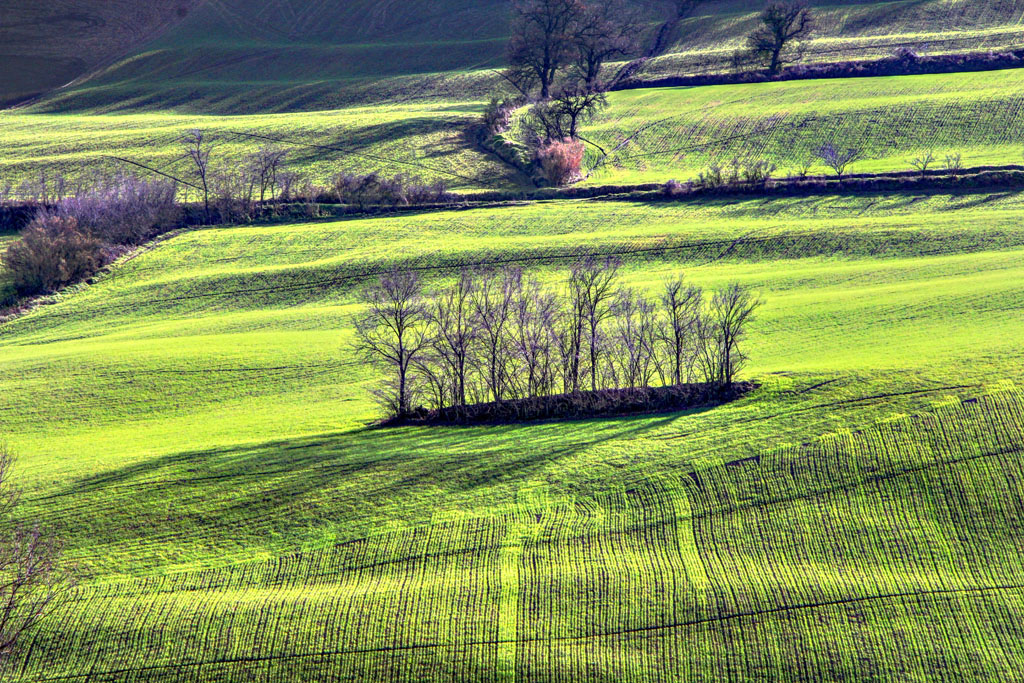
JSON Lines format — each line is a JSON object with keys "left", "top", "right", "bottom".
{"left": 381, "top": 382, "right": 757, "bottom": 427}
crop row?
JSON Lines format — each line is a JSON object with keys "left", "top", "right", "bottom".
{"left": 9, "top": 389, "right": 1024, "bottom": 681}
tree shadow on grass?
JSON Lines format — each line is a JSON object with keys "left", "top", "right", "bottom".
{"left": 31, "top": 413, "right": 686, "bottom": 571}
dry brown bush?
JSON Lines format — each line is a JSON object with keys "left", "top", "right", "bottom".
{"left": 4, "top": 214, "right": 106, "bottom": 296}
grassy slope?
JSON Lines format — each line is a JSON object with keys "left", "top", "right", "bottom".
{"left": 581, "top": 68, "right": 1024, "bottom": 185}
{"left": 19, "top": 0, "right": 1024, "bottom": 114}
{"left": 0, "top": 0, "right": 195, "bottom": 105}
{"left": 0, "top": 104, "right": 523, "bottom": 193}
{"left": 2, "top": 191, "right": 1024, "bottom": 678}
{"left": 7, "top": 66, "right": 1024, "bottom": 194}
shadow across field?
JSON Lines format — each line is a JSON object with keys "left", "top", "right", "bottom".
{"left": 30, "top": 413, "right": 682, "bottom": 573}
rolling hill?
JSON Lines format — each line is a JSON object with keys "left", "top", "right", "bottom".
{"left": 5, "top": 0, "right": 1024, "bottom": 680}
{"left": 10, "top": 0, "right": 1024, "bottom": 114}
{"left": 2, "top": 191, "right": 1024, "bottom": 679}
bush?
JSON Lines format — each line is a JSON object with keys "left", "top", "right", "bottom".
{"left": 537, "top": 139, "right": 585, "bottom": 187}
{"left": 4, "top": 214, "right": 106, "bottom": 296}
{"left": 330, "top": 172, "right": 453, "bottom": 207}
{"left": 56, "top": 175, "right": 179, "bottom": 245}
{"left": 483, "top": 96, "right": 521, "bottom": 135}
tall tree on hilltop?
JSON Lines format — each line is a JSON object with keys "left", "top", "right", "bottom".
{"left": 746, "top": 2, "right": 815, "bottom": 75}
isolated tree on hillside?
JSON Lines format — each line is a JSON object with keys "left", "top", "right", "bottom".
{"left": 528, "top": 82, "right": 608, "bottom": 141}
{"left": 0, "top": 445, "right": 69, "bottom": 671}
{"left": 353, "top": 270, "right": 431, "bottom": 416}
{"left": 507, "top": 0, "right": 584, "bottom": 99}
{"left": 816, "top": 142, "right": 862, "bottom": 183}
{"left": 746, "top": 2, "right": 815, "bottom": 75}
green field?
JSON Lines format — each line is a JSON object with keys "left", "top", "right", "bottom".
{"left": 6, "top": 1, "right": 1024, "bottom": 679}
{"left": 17, "top": 0, "right": 1024, "bottom": 114}
{"left": 581, "top": 68, "right": 1024, "bottom": 185}
{"left": 2, "top": 190, "right": 1024, "bottom": 679}
{"left": 0, "top": 103, "right": 523, "bottom": 194}
{"left": 8, "top": 66, "right": 1024, "bottom": 195}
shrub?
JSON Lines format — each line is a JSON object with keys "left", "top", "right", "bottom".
{"left": 742, "top": 160, "right": 777, "bottom": 185}
{"left": 4, "top": 214, "right": 106, "bottom": 296}
{"left": 56, "top": 175, "right": 179, "bottom": 245}
{"left": 483, "top": 96, "right": 522, "bottom": 135}
{"left": 945, "top": 152, "right": 964, "bottom": 175}
{"left": 330, "top": 172, "right": 453, "bottom": 207}
{"left": 891, "top": 46, "right": 920, "bottom": 64}
{"left": 663, "top": 179, "right": 687, "bottom": 197}
{"left": 698, "top": 164, "right": 725, "bottom": 189}
{"left": 537, "top": 139, "right": 585, "bottom": 187}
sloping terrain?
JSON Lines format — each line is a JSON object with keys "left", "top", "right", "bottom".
{"left": 15, "top": 0, "right": 1024, "bottom": 114}
{"left": 2, "top": 191, "right": 1024, "bottom": 679}
{"left": 581, "top": 68, "right": 1024, "bottom": 184}
{"left": 8, "top": 66, "right": 1024, "bottom": 194}
{"left": 0, "top": 0, "right": 198, "bottom": 106}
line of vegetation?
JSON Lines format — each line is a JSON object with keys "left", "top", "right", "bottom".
{"left": 352, "top": 258, "right": 761, "bottom": 422}
{"left": 616, "top": 46, "right": 1024, "bottom": 92}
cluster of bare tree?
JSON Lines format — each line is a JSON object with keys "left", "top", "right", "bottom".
{"left": 353, "top": 259, "right": 761, "bottom": 418}
{"left": 0, "top": 446, "right": 69, "bottom": 672}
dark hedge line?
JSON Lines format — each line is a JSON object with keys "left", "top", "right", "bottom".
{"left": 381, "top": 381, "right": 756, "bottom": 426}
{"left": 614, "top": 49, "right": 1024, "bottom": 91}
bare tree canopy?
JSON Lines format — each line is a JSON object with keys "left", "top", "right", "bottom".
{"left": 708, "top": 283, "right": 762, "bottom": 386}
{"left": 528, "top": 82, "right": 608, "bottom": 141}
{"left": 816, "top": 142, "right": 862, "bottom": 182}
{"left": 0, "top": 446, "right": 69, "bottom": 670}
{"left": 180, "top": 129, "right": 214, "bottom": 221}
{"left": 573, "top": 0, "right": 642, "bottom": 87}
{"left": 507, "top": 0, "right": 584, "bottom": 99}
{"left": 353, "top": 270, "right": 430, "bottom": 416}
{"left": 354, "top": 264, "right": 763, "bottom": 419}
{"left": 746, "top": 2, "right": 815, "bottom": 74}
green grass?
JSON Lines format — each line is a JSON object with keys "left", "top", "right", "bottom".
{"left": 20, "top": 0, "right": 1024, "bottom": 114}
{"left": 8, "top": 66, "right": 1024, "bottom": 196}
{"left": 0, "top": 104, "right": 523, "bottom": 193}
{"left": 2, "top": 190, "right": 1024, "bottom": 678}
{"left": 581, "top": 68, "right": 1024, "bottom": 185}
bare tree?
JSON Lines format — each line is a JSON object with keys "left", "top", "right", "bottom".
{"left": 472, "top": 267, "right": 521, "bottom": 402}
{"left": 661, "top": 276, "right": 704, "bottom": 385}
{"left": 709, "top": 283, "right": 761, "bottom": 386}
{"left": 746, "top": 2, "right": 815, "bottom": 75}
{"left": 0, "top": 446, "right": 69, "bottom": 670}
{"left": 611, "top": 288, "right": 661, "bottom": 389}
{"left": 909, "top": 150, "right": 935, "bottom": 177}
{"left": 246, "top": 146, "right": 289, "bottom": 205}
{"left": 528, "top": 82, "right": 608, "bottom": 141}
{"left": 570, "top": 256, "right": 621, "bottom": 392}
{"left": 427, "top": 271, "right": 477, "bottom": 408}
{"left": 507, "top": 0, "right": 584, "bottom": 99}
{"left": 573, "top": 0, "right": 641, "bottom": 87}
{"left": 181, "top": 129, "right": 214, "bottom": 222}
{"left": 353, "top": 270, "right": 431, "bottom": 417}
{"left": 816, "top": 142, "right": 862, "bottom": 183}
{"left": 509, "top": 277, "right": 560, "bottom": 398}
